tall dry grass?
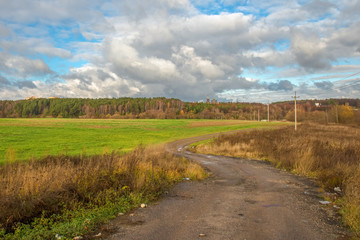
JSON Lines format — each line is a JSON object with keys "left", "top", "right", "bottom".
{"left": 194, "top": 123, "right": 360, "bottom": 235}
{"left": 0, "top": 145, "right": 206, "bottom": 233}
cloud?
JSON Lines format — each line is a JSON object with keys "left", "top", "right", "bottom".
{"left": 327, "top": 21, "right": 360, "bottom": 58}
{"left": 17, "top": 80, "right": 37, "bottom": 89}
{"left": 62, "top": 65, "right": 142, "bottom": 98}
{"left": 290, "top": 29, "right": 331, "bottom": 71}
{"left": 266, "top": 80, "right": 294, "bottom": 91}
{"left": 0, "top": 1, "right": 108, "bottom": 25}
{"left": 0, "top": 75, "right": 10, "bottom": 86}
{"left": 104, "top": 39, "right": 179, "bottom": 84}
{"left": 0, "top": 23, "right": 12, "bottom": 38}
{"left": 301, "top": 0, "right": 336, "bottom": 19}
{"left": 34, "top": 47, "right": 72, "bottom": 58}
{"left": 171, "top": 45, "right": 224, "bottom": 79}
{"left": 0, "top": 53, "right": 53, "bottom": 77}
{"left": 110, "top": 0, "right": 194, "bottom": 21}
{"left": 0, "top": 0, "right": 360, "bottom": 102}
{"left": 314, "top": 81, "right": 334, "bottom": 90}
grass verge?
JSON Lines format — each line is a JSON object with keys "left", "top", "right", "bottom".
{"left": 191, "top": 123, "right": 360, "bottom": 237}
{"left": 0, "top": 145, "right": 207, "bottom": 239}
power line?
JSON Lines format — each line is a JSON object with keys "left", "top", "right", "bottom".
{"left": 334, "top": 71, "right": 360, "bottom": 90}
{"left": 336, "top": 79, "right": 360, "bottom": 90}
{"left": 342, "top": 71, "right": 360, "bottom": 80}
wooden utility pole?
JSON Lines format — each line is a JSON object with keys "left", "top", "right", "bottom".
{"left": 325, "top": 109, "right": 328, "bottom": 124}
{"left": 292, "top": 91, "right": 300, "bottom": 131}
{"left": 267, "top": 103, "right": 270, "bottom": 122}
{"left": 335, "top": 105, "right": 339, "bottom": 124}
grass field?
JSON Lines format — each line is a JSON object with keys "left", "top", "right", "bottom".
{"left": 0, "top": 118, "right": 284, "bottom": 239}
{"left": 0, "top": 118, "right": 284, "bottom": 163}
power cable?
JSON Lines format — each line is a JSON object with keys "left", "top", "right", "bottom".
{"left": 334, "top": 71, "right": 360, "bottom": 90}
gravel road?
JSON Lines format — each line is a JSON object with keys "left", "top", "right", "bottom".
{"left": 103, "top": 132, "right": 351, "bottom": 240}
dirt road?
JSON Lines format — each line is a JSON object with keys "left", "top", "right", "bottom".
{"left": 104, "top": 132, "right": 350, "bottom": 240}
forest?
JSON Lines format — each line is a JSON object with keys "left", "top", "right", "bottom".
{"left": 0, "top": 97, "right": 360, "bottom": 124}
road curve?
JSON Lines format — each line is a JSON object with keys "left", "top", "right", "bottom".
{"left": 104, "top": 132, "right": 350, "bottom": 240}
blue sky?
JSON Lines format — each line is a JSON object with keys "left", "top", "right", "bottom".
{"left": 0, "top": 0, "right": 360, "bottom": 102}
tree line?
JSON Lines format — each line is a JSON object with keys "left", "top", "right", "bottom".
{"left": 0, "top": 97, "right": 359, "bottom": 123}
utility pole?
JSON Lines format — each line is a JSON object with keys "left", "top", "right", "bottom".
{"left": 292, "top": 91, "right": 300, "bottom": 131}
{"left": 258, "top": 109, "right": 260, "bottom": 121}
{"left": 267, "top": 103, "right": 270, "bottom": 122}
{"left": 335, "top": 104, "right": 339, "bottom": 124}
{"left": 325, "top": 109, "right": 328, "bottom": 124}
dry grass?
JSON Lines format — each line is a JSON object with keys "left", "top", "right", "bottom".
{"left": 194, "top": 123, "right": 360, "bottom": 235}
{"left": 189, "top": 120, "right": 253, "bottom": 128}
{"left": 0, "top": 145, "right": 206, "bottom": 233}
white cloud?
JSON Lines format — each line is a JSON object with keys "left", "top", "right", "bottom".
{"left": 35, "top": 46, "right": 72, "bottom": 58}
{"left": 104, "top": 39, "right": 179, "bottom": 83}
{"left": 290, "top": 29, "right": 331, "bottom": 70}
{"left": 172, "top": 45, "right": 224, "bottom": 79}
{"left": 0, "top": 53, "right": 52, "bottom": 77}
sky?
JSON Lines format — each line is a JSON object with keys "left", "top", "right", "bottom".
{"left": 0, "top": 0, "right": 360, "bottom": 103}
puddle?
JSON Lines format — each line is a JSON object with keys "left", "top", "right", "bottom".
{"left": 202, "top": 160, "right": 214, "bottom": 165}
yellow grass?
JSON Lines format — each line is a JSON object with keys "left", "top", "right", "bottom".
{"left": 0, "top": 145, "right": 206, "bottom": 232}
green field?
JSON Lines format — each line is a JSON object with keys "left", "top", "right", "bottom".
{"left": 0, "top": 118, "right": 284, "bottom": 163}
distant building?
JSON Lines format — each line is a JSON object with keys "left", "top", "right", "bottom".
{"left": 315, "top": 103, "right": 321, "bottom": 107}
{"left": 206, "top": 97, "right": 210, "bottom": 104}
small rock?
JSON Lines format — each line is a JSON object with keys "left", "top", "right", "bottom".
{"left": 334, "top": 187, "right": 341, "bottom": 193}
{"left": 118, "top": 212, "right": 124, "bottom": 216}
{"left": 141, "top": 203, "right": 147, "bottom": 208}
{"left": 199, "top": 233, "right": 206, "bottom": 237}
{"left": 94, "top": 233, "right": 102, "bottom": 237}
{"left": 319, "top": 200, "right": 331, "bottom": 205}
{"left": 55, "top": 234, "right": 63, "bottom": 240}
{"left": 183, "top": 177, "right": 191, "bottom": 181}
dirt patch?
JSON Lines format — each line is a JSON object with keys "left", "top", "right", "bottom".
{"left": 189, "top": 120, "right": 253, "bottom": 128}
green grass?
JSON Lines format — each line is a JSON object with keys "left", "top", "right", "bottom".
{"left": 0, "top": 118, "right": 285, "bottom": 163}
